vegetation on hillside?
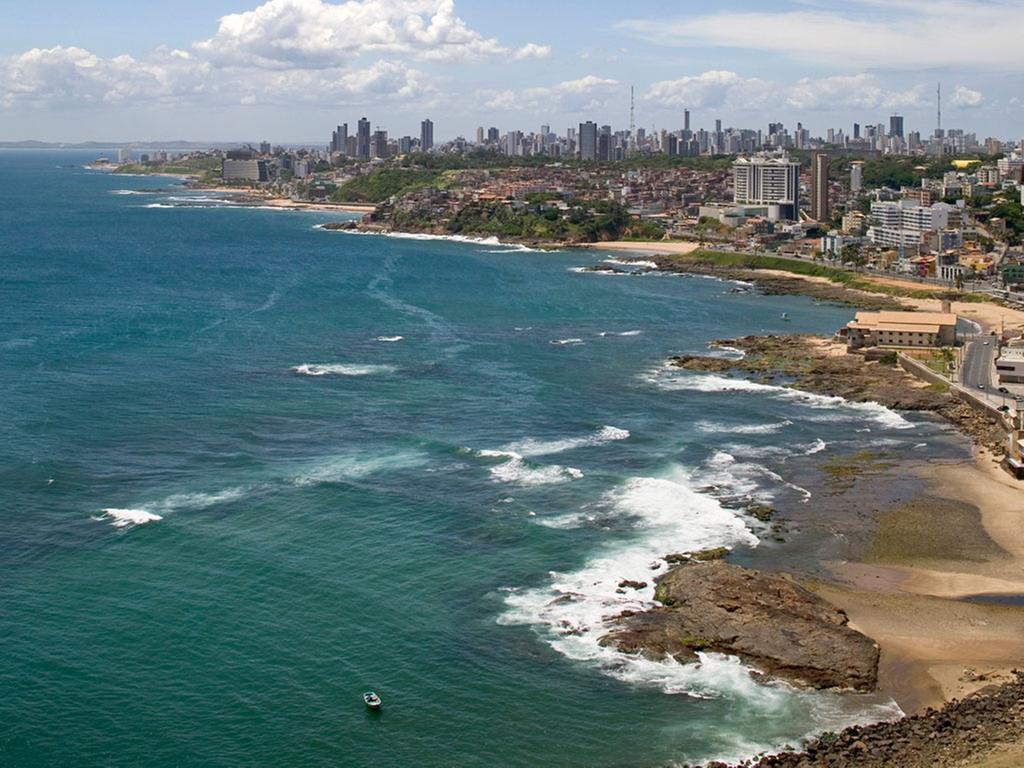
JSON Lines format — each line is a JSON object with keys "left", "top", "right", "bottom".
{"left": 330, "top": 169, "right": 443, "bottom": 203}
{"left": 388, "top": 198, "right": 657, "bottom": 243}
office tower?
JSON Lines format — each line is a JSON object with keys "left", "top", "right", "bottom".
{"left": 850, "top": 161, "right": 863, "bottom": 193}
{"left": 733, "top": 154, "right": 801, "bottom": 220}
{"left": 579, "top": 121, "right": 598, "bottom": 161}
{"left": 476, "top": 126, "right": 485, "bottom": 144}
{"left": 853, "top": 122, "right": 860, "bottom": 140}
{"left": 399, "top": 136, "right": 413, "bottom": 154}
{"left": 331, "top": 123, "right": 348, "bottom": 153}
{"left": 487, "top": 127, "right": 500, "bottom": 144}
{"left": 665, "top": 134, "right": 678, "bottom": 156}
{"left": 371, "top": 129, "right": 388, "bottom": 159}
{"left": 889, "top": 115, "right": 904, "bottom": 138}
{"left": 356, "top": 118, "right": 371, "bottom": 159}
{"left": 715, "top": 118, "right": 722, "bottom": 133}
{"left": 684, "top": 109, "right": 690, "bottom": 132}
{"left": 259, "top": 141, "right": 271, "bottom": 155}
{"left": 811, "top": 151, "right": 829, "bottom": 221}
{"left": 420, "top": 119, "right": 434, "bottom": 152}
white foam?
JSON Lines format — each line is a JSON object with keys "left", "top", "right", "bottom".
{"left": 598, "top": 330, "right": 643, "bottom": 337}
{"left": 650, "top": 370, "right": 915, "bottom": 430}
{"left": 99, "top": 508, "right": 163, "bottom": 528}
{"left": 697, "top": 420, "right": 792, "bottom": 435}
{"left": 475, "top": 449, "right": 584, "bottom": 486}
{"left": 707, "top": 344, "right": 746, "bottom": 359}
{"left": 95, "top": 486, "right": 246, "bottom": 529}
{"left": 143, "top": 203, "right": 175, "bottom": 209}
{"left": 804, "top": 438, "right": 828, "bottom": 455}
{"left": 568, "top": 266, "right": 627, "bottom": 276}
{"left": 291, "top": 450, "right": 426, "bottom": 486}
{"left": 500, "top": 467, "right": 759, "bottom": 692}
{"left": 375, "top": 336, "right": 404, "bottom": 343}
{"left": 502, "top": 425, "right": 630, "bottom": 457}
{"left": 333, "top": 229, "right": 543, "bottom": 251}
{"left": 292, "top": 363, "right": 396, "bottom": 377}
{"left": 603, "top": 258, "right": 658, "bottom": 269}
{"left": 110, "top": 189, "right": 151, "bottom": 195}
{"left": 550, "top": 338, "right": 584, "bottom": 346}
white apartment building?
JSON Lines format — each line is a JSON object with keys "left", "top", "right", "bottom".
{"left": 221, "top": 159, "right": 262, "bottom": 182}
{"left": 733, "top": 154, "right": 801, "bottom": 220}
{"left": 867, "top": 200, "right": 956, "bottom": 249}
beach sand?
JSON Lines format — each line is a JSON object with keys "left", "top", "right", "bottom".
{"left": 814, "top": 449, "right": 1024, "bottom": 712}
{"left": 579, "top": 240, "right": 702, "bottom": 256}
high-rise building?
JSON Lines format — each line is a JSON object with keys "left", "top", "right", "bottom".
{"left": 850, "top": 161, "right": 864, "bottom": 193}
{"left": 371, "top": 129, "right": 388, "bottom": 159}
{"left": 715, "top": 118, "right": 722, "bottom": 133}
{"left": 476, "top": 126, "right": 485, "bottom": 144}
{"left": 259, "top": 141, "right": 271, "bottom": 155}
{"left": 356, "top": 117, "right": 371, "bottom": 160}
{"left": 853, "top": 122, "right": 861, "bottom": 140}
{"left": 684, "top": 109, "right": 690, "bottom": 132}
{"left": 811, "top": 151, "right": 829, "bottom": 221}
{"left": 579, "top": 121, "right": 598, "bottom": 161}
{"left": 331, "top": 123, "right": 348, "bottom": 154}
{"left": 733, "top": 153, "right": 801, "bottom": 220}
{"left": 889, "top": 115, "right": 904, "bottom": 138}
{"left": 420, "top": 119, "right": 434, "bottom": 152}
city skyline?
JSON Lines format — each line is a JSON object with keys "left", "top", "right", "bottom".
{"left": 1, "top": 0, "right": 1021, "bottom": 142}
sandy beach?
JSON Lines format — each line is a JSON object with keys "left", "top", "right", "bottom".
{"left": 813, "top": 448, "right": 1024, "bottom": 712}
{"left": 580, "top": 239, "right": 702, "bottom": 255}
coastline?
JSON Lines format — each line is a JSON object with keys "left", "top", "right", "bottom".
{"left": 659, "top": 326, "right": 1024, "bottom": 764}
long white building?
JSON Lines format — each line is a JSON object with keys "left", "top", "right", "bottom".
{"left": 867, "top": 200, "right": 955, "bottom": 249}
{"left": 733, "top": 154, "right": 801, "bottom": 220}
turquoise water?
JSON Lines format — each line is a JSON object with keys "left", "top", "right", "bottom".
{"left": 0, "top": 152, "right": 947, "bottom": 767}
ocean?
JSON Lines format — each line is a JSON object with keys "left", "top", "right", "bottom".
{"left": 0, "top": 151, "right": 955, "bottom": 767}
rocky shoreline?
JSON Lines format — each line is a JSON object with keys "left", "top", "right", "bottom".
{"left": 707, "top": 672, "right": 1024, "bottom": 768}
{"left": 672, "top": 334, "right": 1007, "bottom": 455}
{"left": 600, "top": 559, "right": 880, "bottom": 691}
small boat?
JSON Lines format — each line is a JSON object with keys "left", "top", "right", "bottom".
{"left": 781, "top": 312, "right": 791, "bottom": 321}
{"left": 363, "top": 692, "right": 382, "bottom": 710}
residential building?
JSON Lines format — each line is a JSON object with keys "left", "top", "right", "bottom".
{"left": 732, "top": 153, "right": 801, "bottom": 220}
{"left": 850, "top": 161, "right": 863, "bottom": 193}
{"left": 420, "top": 119, "right": 434, "bottom": 152}
{"left": 811, "top": 151, "right": 829, "bottom": 221}
{"left": 579, "top": 121, "right": 598, "bottom": 161}
{"left": 867, "top": 200, "right": 954, "bottom": 249}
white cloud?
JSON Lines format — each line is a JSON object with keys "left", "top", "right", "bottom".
{"left": 480, "top": 75, "right": 621, "bottom": 114}
{"left": 195, "top": 0, "right": 548, "bottom": 67}
{"left": 618, "top": 0, "right": 1023, "bottom": 71}
{"left": 0, "top": 46, "right": 211, "bottom": 108}
{"left": 0, "top": 0, "right": 543, "bottom": 111}
{"left": 950, "top": 85, "right": 984, "bottom": 108}
{"left": 644, "top": 71, "right": 933, "bottom": 113}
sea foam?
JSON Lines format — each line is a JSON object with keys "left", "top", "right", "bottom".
{"left": 500, "top": 467, "right": 759, "bottom": 691}
{"left": 292, "top": 363, "right": 396, "bottom": 377}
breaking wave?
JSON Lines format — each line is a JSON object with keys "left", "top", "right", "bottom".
{"left": 292, "top": 363, "right": 396, "bottom": 377}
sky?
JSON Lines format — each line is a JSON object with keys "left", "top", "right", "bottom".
{"left": 1, "top": 0, "right": 1022, "bottom": 143}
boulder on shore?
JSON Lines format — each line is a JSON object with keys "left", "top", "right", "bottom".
{"left": 600, "top": 560, "right": 879, "bottom": 691}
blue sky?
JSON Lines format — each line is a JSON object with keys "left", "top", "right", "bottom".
{"left": 2, "top": 0, "right": 1021, "bottom": 142}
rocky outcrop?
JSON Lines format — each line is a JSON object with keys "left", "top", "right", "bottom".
{"left": 672, "top": 335, "right": 1008, "bottom": 455}
{"left": 709, "top": 671, "right": 1024, "bottom": 768}
{"left": 600, "top": 561, "right": 879, "bottom": 691}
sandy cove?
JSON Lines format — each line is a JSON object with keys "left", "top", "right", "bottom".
{"left": 818, "top": 449, "right": 1024, "bottom": 712}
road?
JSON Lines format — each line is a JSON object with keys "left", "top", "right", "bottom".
{"left": 961, "top": 338, "right": 997, "bottom": 391}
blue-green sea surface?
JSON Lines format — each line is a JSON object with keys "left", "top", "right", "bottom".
{"left": 0, "top": 151, "right": 953, "bottom": 767}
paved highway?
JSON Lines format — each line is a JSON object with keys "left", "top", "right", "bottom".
{"left": 961, "top": 337, "right": 997, "bottom": 391}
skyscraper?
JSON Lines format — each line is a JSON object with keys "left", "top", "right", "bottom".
{"left": 579, "top": 121, "right": 598, "bottom": 161}
{"left": 420, "top": 119, "right": 434, "bottom": 152}
{"left": 371, "top": 129, "right": 388, "bottom": 159}
{"left": 331, "top": 123, "right": 348, "bottom": 153}
{"left": 684, "top": 109, "right": 690, "bottom": 132}
{"left": 356, "top": 118, "right": 371, "bottom": 160}
{"left": 889, "top": 115, "right": 904, "bottom": 139}
{"left": 853, "top": 122, "right": 861, "bottom": 140}
{"left": 476, "top": 126, "right": 485, "bottom": 145}
{"left": 811, "top": 151, "right": 829, "bottom": 222}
